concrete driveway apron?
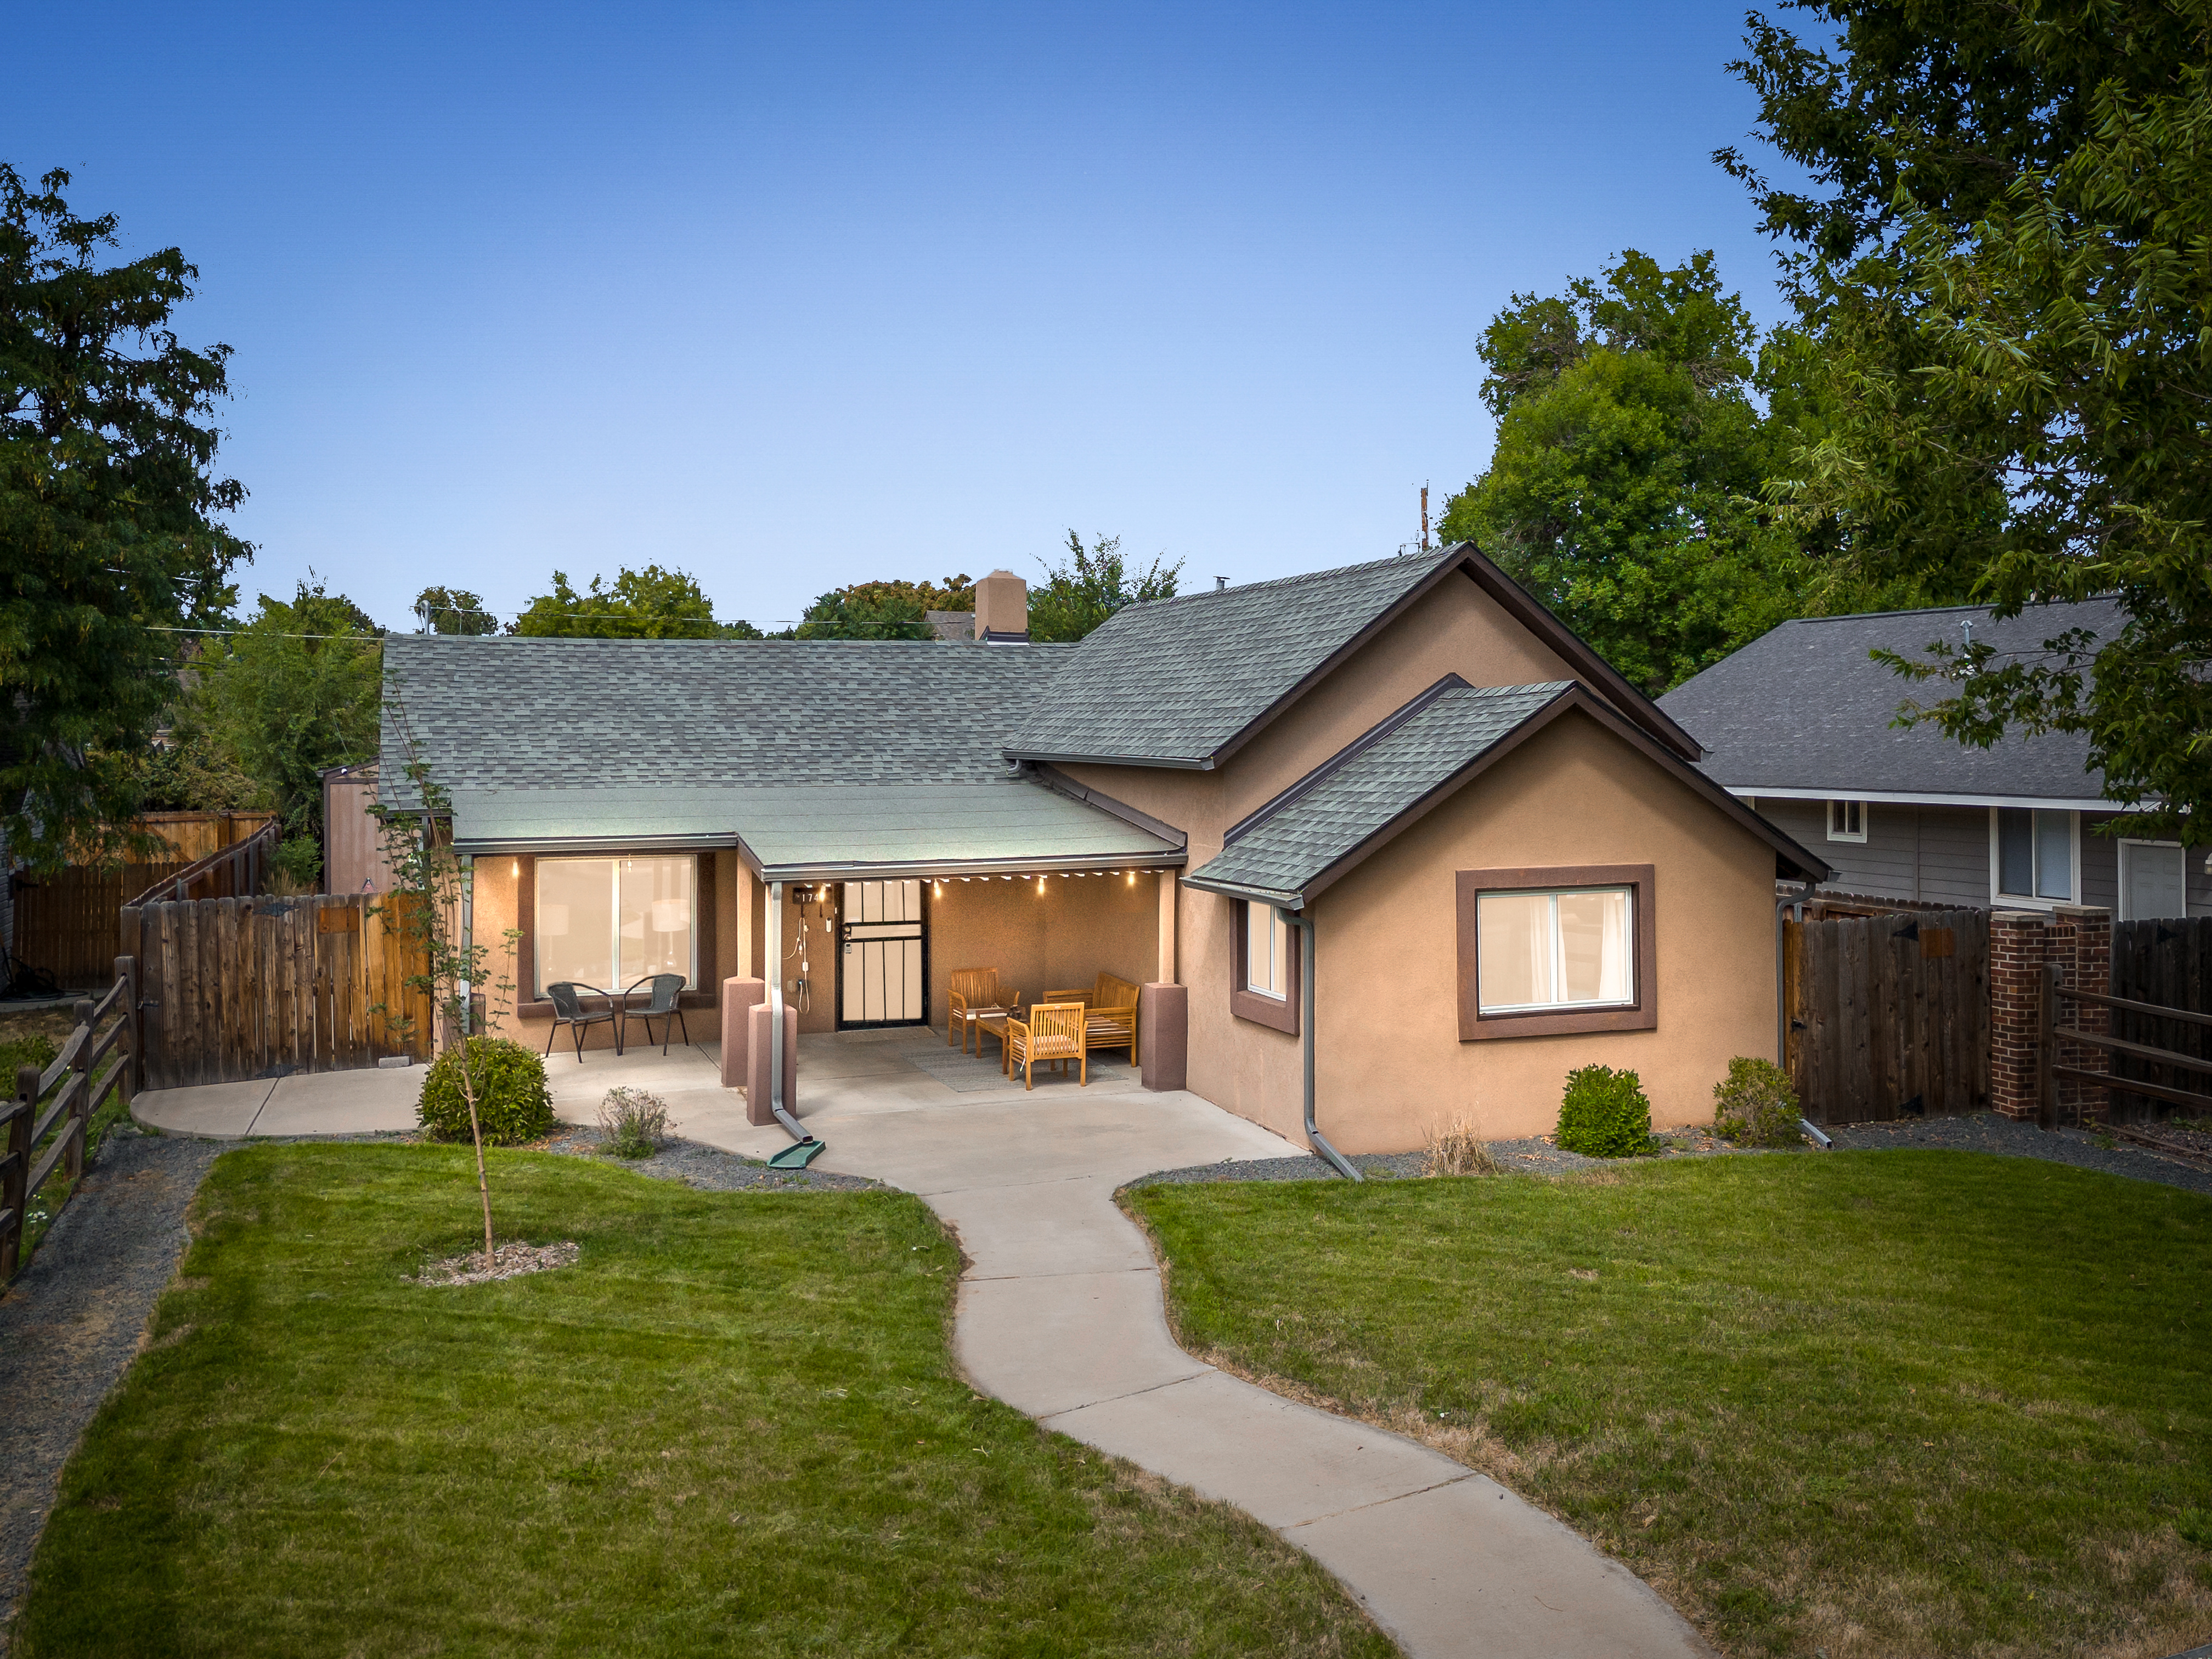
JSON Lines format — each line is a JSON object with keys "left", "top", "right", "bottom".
{"left": 803, "top": 1087, "right": 1714, "bottom": 1659}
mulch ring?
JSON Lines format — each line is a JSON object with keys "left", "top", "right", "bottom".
{"left": 414, "top": 1239, "right": 580, "bottom": 1286}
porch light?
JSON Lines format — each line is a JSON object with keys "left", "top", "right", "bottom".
{"left": 511, "top": 859, "right": 519, "bottom": 878}
{"left": 1126, "top": 872, "right": 1135, "bottom": 885}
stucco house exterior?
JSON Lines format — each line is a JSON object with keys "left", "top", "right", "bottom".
{"left": 377, "top": 544, "right": 1826, "bottom": 1153}
{"left": 1658, "top": 601, "right": 2212, "bottom": 922}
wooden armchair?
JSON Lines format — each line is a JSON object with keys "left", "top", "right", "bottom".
{"left": 1005, "top": 1001, "right": 1088, "bottom": 1090}
{"left": 1041, "top": 972, "right": 1142, "bottom": 1064}
{"left": 947, "top": 967, "right": 1018, "bottom": 1055}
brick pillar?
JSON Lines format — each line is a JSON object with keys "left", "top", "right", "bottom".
{"left": 1989, "top": 910, "right": 2050, "bottom": 1120}
{"left": 2051, "top": 905, "right": 2112, "bottom": 1123}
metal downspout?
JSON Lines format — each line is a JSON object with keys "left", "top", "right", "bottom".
{"left": 1281, "top": 905, "right": 1360, "bottom": 1181}
{"left": 765, "top": 879, "right": 813, "bottom": 1147}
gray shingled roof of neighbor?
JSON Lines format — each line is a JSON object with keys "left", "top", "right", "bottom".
{"left": 1658, "top": 597, "right": 2126, "bottom": 805}
{"left": 445, "top": 781, "right": 1181, "bottom": 877}
{"left": 380, "top": 635, "right": 1173, "bottom": 871}
{"left": 1183, "top": 681, "right": 1569, "bottom": 907}
{"left": 1002, "top": 548, "right": 1465, "bottom": 768}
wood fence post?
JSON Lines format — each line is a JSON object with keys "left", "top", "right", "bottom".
{"left": 1, "top": 1065, "right": 32, "bottom": 1279}
{"left": 116, "top": 955, "right": 139, "bottom": 1105}
{"left": 66, "top": 998, "right": 93, "bottom": 1181}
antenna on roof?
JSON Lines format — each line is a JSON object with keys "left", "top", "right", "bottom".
{"left": 1420, "top": 483, "right": 1430, "bottom": 552}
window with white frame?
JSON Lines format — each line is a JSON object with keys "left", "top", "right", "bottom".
{"left": 535, "top": 856, "right": 697, "bottom": 996}
{"left": 1994, "top": 808, "right": 2073, "bottom": 902}
{"left": 2119, "top": 840, "right": 2186, "bottom": 922}
{"left": 1826, "top": 799, "right": 1867, "bottom": 842}
{"left": 1245, "top": 902, "right": 1290, "bottom": 1000}
{"left": 1476, "top": 887, "right": 1634, "bottom": 1014}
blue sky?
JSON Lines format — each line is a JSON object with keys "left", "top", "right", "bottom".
{"left": 7, "top": 3, "right": 1799, "bottom": 631}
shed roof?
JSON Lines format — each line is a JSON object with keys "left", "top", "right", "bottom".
{"left": 1657, "top": 598, "right": 2124, "bottom": 805}
{"left": 1186, "top": 678, "right": 1829, "bottom": 907}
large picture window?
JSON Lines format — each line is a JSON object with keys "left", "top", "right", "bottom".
{"left": 1456, "top": 864, "right": 1656, "bottom": 1041}
{"left": 1475, "top": 887, "right": 1633, "bottom": 1014}
{"left": 535, "top": 856, "right": 696, "bottom": 997}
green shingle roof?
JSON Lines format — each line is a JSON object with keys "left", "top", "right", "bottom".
{"left": 1183, "top": 681, "right": 1572, "bottom": 906}
{"left": 1003, "top": 549, "right": 1463, "bottom": 767}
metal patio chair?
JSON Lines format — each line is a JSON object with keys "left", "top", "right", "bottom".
{"left": 620, "top": 973, "right": 692, "bottom": 1056}
{"left": 544, "top": 981, "right": 621, "bottom": 1062}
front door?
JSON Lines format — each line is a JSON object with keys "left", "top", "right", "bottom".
{"left": 840, "top": 879, "right": 927, "bottom": 1026}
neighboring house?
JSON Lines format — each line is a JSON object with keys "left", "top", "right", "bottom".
{"left": 1659, "top": 600, "right": 2212, "bottom": 921}
{"left": 376, "top": 545, "right": 1826, "bottom": 1150}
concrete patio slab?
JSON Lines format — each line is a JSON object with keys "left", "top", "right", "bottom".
{"left": 133, "top": 1077, "right": 276, "bottom": 1138}
{"left": 251, "top": 1064, "right": 423, "bottom": 1136}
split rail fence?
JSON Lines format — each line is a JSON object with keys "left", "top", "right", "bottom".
{"left": 1, "top": 964, "right": 139, "bottom": 1280}
{"left": 123, "top": 893, "right": 433, "bottom": 1091}
{"left": 1784, "top": 908, "right": 1990, "bottom": 1124}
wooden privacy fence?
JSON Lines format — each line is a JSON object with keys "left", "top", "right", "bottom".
{"left": 1785, "top": 908, "right": 1990, "bottom": 1124}
{"left": 2110, "top": 916, "right": 2212, "bottom": 1101}
{"left": 124, "top": 817, "right": 279, "bottom": 907}
{"left": 123, "top": 893, "right": 433, "bottom": 1091}
{"left": 2, "top": 966, "right": 139, "bottom": 1280}
{"left": 13, "top": 812, "right": 278, "bottom": 991}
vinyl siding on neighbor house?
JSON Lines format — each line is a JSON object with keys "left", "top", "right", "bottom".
{"left": 1757, "top": 797, "right": 2212, "bottom": 917}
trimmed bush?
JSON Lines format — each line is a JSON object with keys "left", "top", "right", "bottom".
{"left": 417, "top": 1037, "right": 554, "bottom": 1146}
{"left": 1555, "top": 1064, "right": 1652, "bottom": 1158}
{"left": 271, "top": 836, "right": 322, "bottom": 892}
{"left": 596, "top": 1086, "right": 672, "bottom": 1159}
{"left": 1711, "top": 1056, "right": 1804, "bottom": 1148}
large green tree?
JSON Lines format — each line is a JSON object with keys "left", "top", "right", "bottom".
{"left": 1729, "top": 0, "right": 2212, "bottom": 836}
{"left": 1029, "top": 532, "right": 1180, "bottom": 642}
{"left": 794, "top": 573, "right": 974, "bottom": 640}
{"left": 414, "top": 585, "right": 499, "bottom": 635}
{"left": 194, "top": 578, "right": 382, "bottom": 840}
{"left": 1438, "top": 252, "right": 1831, "bottom": 693}
{"left": 511, "top": 565, "right": 723, "bottom": 638}
{"left": 0, "top": 165, "right": 249, "bottom": 870}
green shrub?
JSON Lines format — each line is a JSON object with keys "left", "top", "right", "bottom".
{"left": 596, "top": 1086, "right": 671, "bottom": 1159}
{"left": 1555, "top": 1064, "right": 1652, "bottom": 1158}
{"left": 271, "top": 836, "right": 323, "bottom": 891}
{"left": 417, "top": 1037, "right": 554, "bottom": 1146}
{"left": 1710, "top": 1056, "right": 1804, "bottom": 1148}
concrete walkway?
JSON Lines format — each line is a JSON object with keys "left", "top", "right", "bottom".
{"left": 135, "top": 1030, "right": 1711, "bottom": 1658}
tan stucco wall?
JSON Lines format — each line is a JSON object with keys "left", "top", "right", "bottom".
{"left": 1308, "top": 709, "right": 1779, "bottom": 1150}
{"left": 927, "top": 872, "right": 1156, "bottom": 1025}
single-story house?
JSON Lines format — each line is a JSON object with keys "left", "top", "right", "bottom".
{"left": 376, "top": 545, "right": 1827, "bottom": 1151}
{"left": 1658, "top": 601, "right": 2212, "bottom": 921}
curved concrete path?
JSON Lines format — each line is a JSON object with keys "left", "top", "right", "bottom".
{"left": 137, "top": 1032, "right": 1711, "bottom": 1657}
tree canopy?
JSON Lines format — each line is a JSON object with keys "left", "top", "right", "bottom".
{"left": 414, "top": 585, "right": 500, "bottom": 635}
{"left": 794, "top": 574, "right": 974, "bottom": 640}
{"left": 1731, "top": 0, "right": 2212, "bottom": 836}
{"left": 1438, "top": 252, "right": 1827, "bottom": 693}
{"left": 511, "top": 565, "right": 723, "bottom": 639}
{"left": 1028, "top": 532, "right": 1180, "bottom": 642}
{"left": 193, "top": 577, "right": 382, "bottom": 840}
{"left": 0, "top": 165, "right": 249, "bottom": 870}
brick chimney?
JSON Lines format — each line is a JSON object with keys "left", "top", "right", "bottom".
{"left": 973, "top": 569, "right": 1029, "bottom": 643}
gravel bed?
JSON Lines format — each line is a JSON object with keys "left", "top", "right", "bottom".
{"left": 537, "top": 1127, "right": 883, "bottom": 1192}
{"left": 1829, "top": 1110, "right": 2212, "bottom": 1199}
{"left": 0, "top": 1126, "right": 223, "bottom": 1643}
{"left": 1132, "top": 1127, "right": 1760, "bottom": 1187}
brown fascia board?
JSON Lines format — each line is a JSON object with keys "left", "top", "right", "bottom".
{"left": 1291, "top": 686, "right": 1827, "bottom": 909}
{"left": 1203, "top": 544, "right": 1706, "bottom": 772}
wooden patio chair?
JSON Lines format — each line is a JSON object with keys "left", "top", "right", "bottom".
{"left": 1007, "top": 1001, "right": 1087, "bottom": 1091}
{"left": 1041, "top": 972, "right": 1141, "bottom": 1065}
{"left": 544, "top": 982, "right": 621, "bottom": 1062}
{"left": 948, "top": 967, "right": 1017, "bottom": 1056}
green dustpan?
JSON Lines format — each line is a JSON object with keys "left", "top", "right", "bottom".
{"left": 767, "top": 1138, "right": 825, "bottom": 1170}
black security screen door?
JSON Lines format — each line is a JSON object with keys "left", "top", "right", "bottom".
{"left": 840, "top": 879, "right": 927, "bottom": 1027}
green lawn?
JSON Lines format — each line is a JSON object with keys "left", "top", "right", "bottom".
{"left": 16, "top": 1144, "right": 1391, "bottom": 1658}
{"left": 1126, "top": 1153, "right": 2212, "bottom": 1659}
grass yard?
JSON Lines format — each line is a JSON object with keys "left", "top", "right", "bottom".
{"left": 1126, "top": 1152, "right": 2212, "bottom": 1659}
{"left": 15, "top": 1144, "right": 1391, "bottom": 1658}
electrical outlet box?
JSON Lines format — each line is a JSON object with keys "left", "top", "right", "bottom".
{"left": 793, "top": 978, "right": 807, "bottom": 995}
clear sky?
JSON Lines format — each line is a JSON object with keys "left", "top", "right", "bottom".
{"left": 6, "top": 2, "right": 1801, "bottom": 632}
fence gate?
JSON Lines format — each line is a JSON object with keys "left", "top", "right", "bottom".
{"left": 2108, "top": 916, "right": 2212, "bottom": 1114}
{"left": 123, "top": 894, "right": 432, "bottom": 1091}
{"left": 1784, "top": 908, "right": 1990, "bottom": 1124}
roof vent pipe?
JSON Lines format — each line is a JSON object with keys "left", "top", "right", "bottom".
{"left": 1280, "top": 905, "right": 1361, "bottom": 1181}
{"left": 1215, "top": 576, "right": 1228, "bottom": 590}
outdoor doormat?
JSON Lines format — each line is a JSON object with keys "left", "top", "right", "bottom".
{"left": 413, "top": 1239, "right": 580, "bottom": 1287}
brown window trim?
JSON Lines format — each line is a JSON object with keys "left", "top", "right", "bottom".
{"left": 515, "top": 851, "right": 715, "bottom": 1018}
{"left": 1455, "top": 864, "right": 1656, "bottom": 1041}
{"left": 1231, "top": 899, "right": 1300, "bottom": 1035}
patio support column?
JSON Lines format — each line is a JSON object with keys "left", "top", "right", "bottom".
{"left": 1156, "top": 871, "right": 1177, "bottom": 984}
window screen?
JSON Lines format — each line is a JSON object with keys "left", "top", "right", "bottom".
{"left": 1245, "top": 903, "right": 1289, "bottom": 999}
{"left": 1996, "top": 810, "right": 2072, "bottom": 901}
{"left": 536, "top": 856, "right": 696, "bottom": 996}
{"left": 1476, "top": 887, "right": 1632, "bottom": 1014}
